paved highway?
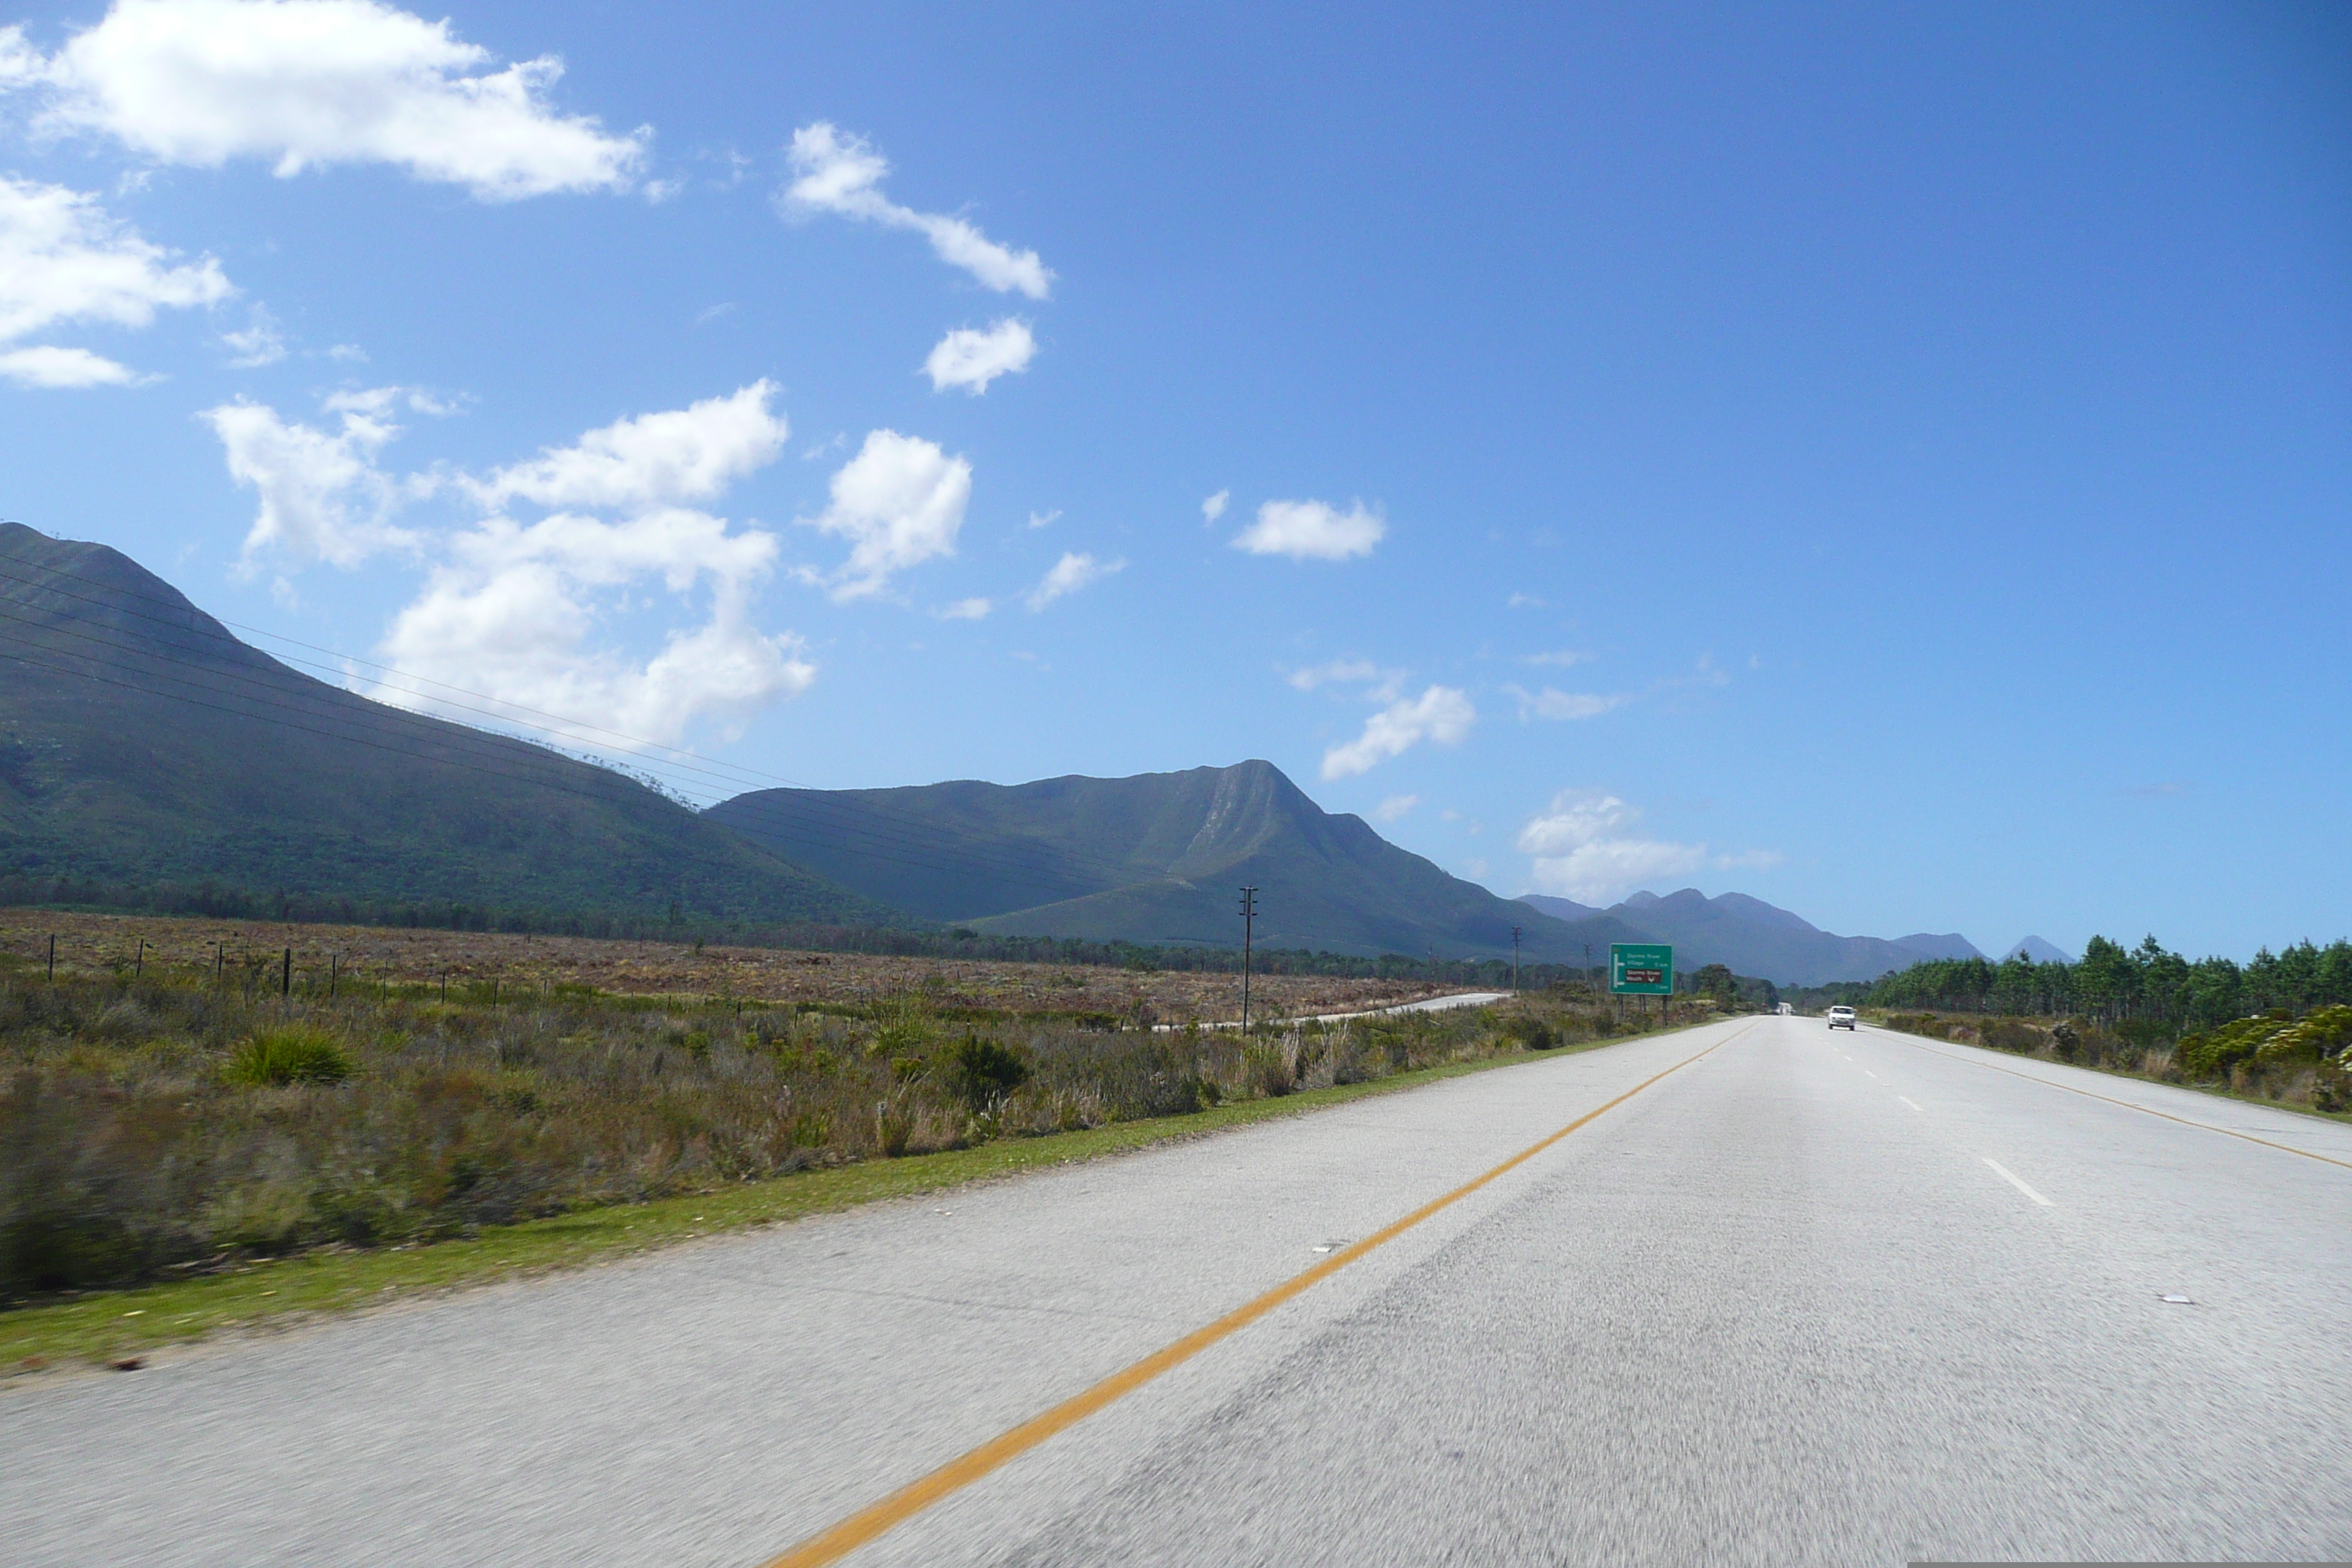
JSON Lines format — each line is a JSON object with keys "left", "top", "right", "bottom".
{"left": 7, "top": 1014, "right": 2350, "bottom": 1565}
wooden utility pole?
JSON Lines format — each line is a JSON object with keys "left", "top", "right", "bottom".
{"left": 135, "top": 938, "right": 144, "bottom": 979}
{"left": 1511, "top": 926, "right": 1522, "bottom": 995}
{"left": 281, "top": 947, "right": 291, "bottom": 998}
{"left": 45, "top": 933, "right": 54, "bottom": 982}
{"left": 1237, "top": 886, "right": 1259, "bottom": 1036}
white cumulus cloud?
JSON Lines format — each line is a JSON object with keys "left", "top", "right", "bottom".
{"left": 783, "top": 122, "right": 1051, "bottom": 298}
{"left": 208, "top": 382, "right": 817, "bottom": 749}
{"left": 1516, "top": 790, "right": 1778, "bottom": 904}
{"left": 204, "top": 391, "right": 420, "bottom": 568}
{"left": 1025, "top": 551, "right": 1123, "bottom": 611}
{"left": 1322, "top": 685, "right": 1474, "bottom": 779}
{"left": 467, "top": 381, "right": 788, "bottom": 513}
{"left": 373, "top": 508, "right": 810, "bottom": 746}
{"left": 799, "top": 429, "right": 971, "bottom": 600}
{"left": 15, "top": 0, "right": 645, "bottom": 200}
{"left": 0, "top": 173, "right": 230, "bottom": 380}
{"left": 1234, "top": 498, "right": 1384, "bottom": 562}
{"left": 924, "top": 317, "right": 1034, "bottom": 393}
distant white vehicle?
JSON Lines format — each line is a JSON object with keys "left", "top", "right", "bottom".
{"left": 1827, "top": 1006, "right": 1858, "bottom": 1030}
{"left": 1776, "top": 1003, "right": 1794, "bottom": 1016}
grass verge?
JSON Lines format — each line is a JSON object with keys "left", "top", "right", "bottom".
{"left": 5, "top": 1028, "right": 1663, "bottom": 1375}
{"left": 1866, "top": 1017, "right": 2352, "bottom": 1125}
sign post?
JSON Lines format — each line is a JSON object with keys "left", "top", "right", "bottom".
{"left": 1610, "top": 943, "right": 1674, "bottom": 1030}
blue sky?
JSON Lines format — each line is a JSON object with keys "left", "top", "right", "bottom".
{"left": 1, "top": 0, "right": 2345, "bottom": 960}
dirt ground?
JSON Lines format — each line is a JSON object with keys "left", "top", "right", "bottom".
{"left": 0, "top": 909, "right": 1444, "bottom": 1023}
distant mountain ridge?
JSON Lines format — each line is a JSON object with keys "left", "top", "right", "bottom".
{"left": 1519, "top": 889, "right": 1994, "bottom": 986}
{"left": 710, "top": 762, "right": 1652, "bottom": 962}
{"left": 0, "top": 524, "right": 896, "bottom": 927}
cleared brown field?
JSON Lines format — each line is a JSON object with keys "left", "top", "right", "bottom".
{"left": 0, "top": 908, "right": 1444, "bottom": 1023}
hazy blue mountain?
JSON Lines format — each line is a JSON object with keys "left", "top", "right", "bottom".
{"left": 1893, "top": 933, "right": 1986, "bottom": 962}
{"left": 1518, "top": 894, "right": 1605, "bottom": 923}
{"left": 710, "top": 761, "right": 1651, "bottom": 961}
{"left": 2004, "top": 935, "right": 2076, "bottom": 965}
{"left": 1515, "top": 887, "right": 1985, "bottom": 985}
{"left": 0, "top": 524, "right": 897, "bottom": 927}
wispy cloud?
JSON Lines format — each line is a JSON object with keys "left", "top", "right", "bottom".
{"left": 1025, "top": 550, "right": 1123, "bottom": 611}
{"left": 1373, "top": 794, "right": 1419, "bottom": 822}
{"left": 1201, "top": 489, "right": 1229, "bottom": 524}
{"left": 219, "top": 303, "right": 285, "bottom": 366}
{"left": 782, "top": 122, "right": 1051, "bottom": 297}
{"left": 1322, "top": 686, "right": 1474, "bottom": 779}
{"left": 0, "top": 172, "right": 231, "bottom": 387}
{"left": 1503, "top": 684, "right": 1629, "bottom": 722}
{"left": 937, "top": 597, "right": 990, "bottom": 621}
{"left": 0, "top": 344, "right": 150, "bottom": 386}
{"left": 1287, "top": 658, "right": 1382, "bottom": 691}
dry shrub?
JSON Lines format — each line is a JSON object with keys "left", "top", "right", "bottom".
{"left": 0, "top": 971, "right": 1625, "bottom": 1295}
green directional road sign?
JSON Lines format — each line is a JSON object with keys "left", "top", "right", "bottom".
{"left": 1610, "top": 943, "right": 1674, "bottom": 996}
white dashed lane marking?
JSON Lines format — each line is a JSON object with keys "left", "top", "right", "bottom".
{"left": 1983, "top": 1157, "right": 2054, "bottom": 1207}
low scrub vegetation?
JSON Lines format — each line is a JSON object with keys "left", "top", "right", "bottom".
{"left": 1870, "top": 1006, "right": 2352, "bottom": 1113}
{"left": 1, "top": 965, "right": 1646, "bottom": 1299}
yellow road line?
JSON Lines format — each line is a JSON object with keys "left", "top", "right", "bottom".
{"left": 761, "top": 1024, "right": 1747, "bottom": 1568}
{"left": 1876, "top": 1030, "right": 2352, "bottom": 1172}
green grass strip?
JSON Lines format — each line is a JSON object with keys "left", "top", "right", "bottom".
{"left": 1864, "top": 1015, "right": 2352, "bottom": 1125}
{"left": 6, "top": 1028, "right": 1665, "bottom": 1373}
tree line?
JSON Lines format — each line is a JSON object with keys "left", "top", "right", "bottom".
{"left": 1863, "top": 935, "right": 2352, "bottom": 1027}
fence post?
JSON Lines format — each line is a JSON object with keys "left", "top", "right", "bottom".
{"left": 282, "top": 947, "right": 291, "bottom": 998}
{"left": 46, "top": 932, "right": 55, "bottom": 982}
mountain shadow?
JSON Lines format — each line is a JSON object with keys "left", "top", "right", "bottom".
{"left": 709, "top": 761, "right": 1652, "bottom": 962}
{"left": 0, "top": 523, "right": 897, "bottom": 927}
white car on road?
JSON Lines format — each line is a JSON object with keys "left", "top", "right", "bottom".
{"left": 1827, "top": 1006, "right": 1858, "bottom": 1030}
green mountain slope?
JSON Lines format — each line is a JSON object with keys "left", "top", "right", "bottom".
{"left": 708, "top": 760, "right": 1653, "bottom": 960}
{"left": 0, "top": 524, "right": 899, "bottom": 927}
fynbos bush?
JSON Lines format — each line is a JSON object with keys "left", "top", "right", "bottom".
{"left": 222, "top": 1026, "right": 355, "bottom": 1086}
{"left": 0, "top": 970, "right": 1617, "bottom": 1296}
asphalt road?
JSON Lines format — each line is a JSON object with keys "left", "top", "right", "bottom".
{"left": 7, "top": 1015, "right": 2351, "bottom": 1566}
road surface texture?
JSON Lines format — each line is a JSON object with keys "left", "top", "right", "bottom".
{"left": 7, "top": 1014, "right": 2350, "bottom": 1566}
